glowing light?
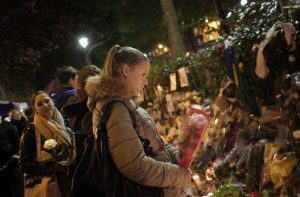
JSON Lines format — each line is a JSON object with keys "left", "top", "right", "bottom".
{"left": 214, "top": 118, "right": 219, "bottom": 125}
{"left": 208, "top": 21, "right": 219, "bottom": 29}
{"left": 205, "top": 167, "right": 215, "bottom": 181}
{"left": 157, "top": 85, "right": 163, "bottom": 94}
{"left": 221, "top": 127, "right": 227, "bottom": 135}
{"left": 241, "top": 0, "right": 247, "bottom": 6}
{"left": 158, "top": 44, "right": 164, "bottom": 49}
{"left": 163, "top": 47, "right": 169, "bottom": 52}
{"left": 203, "top": 192, "right": 214, "bottom": 197}
{"left": 78, "top": 37, "right": 88, "bottom": 48}
{"left": 192, "top": 174, "right": 201, "bottom": 187}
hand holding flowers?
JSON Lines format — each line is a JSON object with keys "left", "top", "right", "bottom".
{"left": 43, "top": 139, "right": 58, "bottom": 150}
{"left": 43, "top": 139, "right": 67, "bottom": 162}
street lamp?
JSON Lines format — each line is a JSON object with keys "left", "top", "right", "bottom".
{"left": 240, "top": 0, "right": 247, "bottom": 6}
{"left": 77, "top": 32, "right": 113, "bottom": 65}
{"left": 78, "top": 37, "right": 91, "bottom": 64}
{"left": 78, "top": 37, "right": 89, "bottom": 48}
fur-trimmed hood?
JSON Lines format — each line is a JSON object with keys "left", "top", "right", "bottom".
{"left": 85, "top": 75, "right": 129, "bottom": 111}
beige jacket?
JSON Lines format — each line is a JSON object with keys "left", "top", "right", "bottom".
{"left": 86, "top": 75, "right": 191, "bottom": 196}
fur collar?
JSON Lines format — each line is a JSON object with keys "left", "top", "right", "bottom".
{"left": 85, "top": 75, "right": 129, "bottom": 110}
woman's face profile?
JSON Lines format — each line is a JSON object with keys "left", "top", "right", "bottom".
{"left": 123, "top": 60, "right": 149, "bottom": 97}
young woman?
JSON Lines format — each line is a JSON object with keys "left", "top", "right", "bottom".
{"left": 86, "top": 45, "right": 191, "bottom": 196}
{"left": 19, "top": 91, "right": 75, "bottom": 197}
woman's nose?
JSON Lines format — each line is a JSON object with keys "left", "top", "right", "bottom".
{"left": 42, "top": 102, "right": 49, "bottom": 107}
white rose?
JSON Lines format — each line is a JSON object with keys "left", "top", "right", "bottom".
{"left": 43, "top": 139, "right": 58, "bottom": 150}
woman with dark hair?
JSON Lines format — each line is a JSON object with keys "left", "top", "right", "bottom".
{"left": 19, "top": 91, "right": 75, "bottom": 197}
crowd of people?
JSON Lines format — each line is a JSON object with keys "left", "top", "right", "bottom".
{"left": 0, "top": 45, "right": 193, "bottom": 197}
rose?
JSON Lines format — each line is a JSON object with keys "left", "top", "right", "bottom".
{"left": 187, "top": 113, "right": 207, "bottom": 128}
{"left": 43, "top": 139, "right": 63, "bottom": 161}
{"left": 43, "top": 139, "right": 58, "bottom": 150}
{"left": 42, "top": 139, "right": 69, "bottom": 171}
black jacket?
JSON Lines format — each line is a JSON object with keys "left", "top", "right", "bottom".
{"left": 19, "top": 125, "right": 54, "bottom": 177}
{"left": 63, "top": 96, "right": 93, "bottom": 160}
{"left": 10, "top": 117, "right": 28, "bottom": 138}
{"left": 0, "top": 121, "right": 19, "bottom": 167}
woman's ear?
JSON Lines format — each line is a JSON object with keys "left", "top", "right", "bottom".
{"left": 121, "top": 64, "right": 130, "bottom": 78}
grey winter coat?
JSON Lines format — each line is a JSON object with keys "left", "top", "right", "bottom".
{"left": 85, "top": 75, "right": 191, "bottom": 197}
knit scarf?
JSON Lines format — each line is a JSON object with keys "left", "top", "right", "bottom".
{"left": 34, "top": 107, "right": 72, "bottom": 162}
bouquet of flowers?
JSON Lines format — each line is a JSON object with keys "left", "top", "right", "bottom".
{"left": 43, "top": 139, "right": 70, "bottom": 172}
{"left": 179, "top": 106, "right": 210, "bottom": 170}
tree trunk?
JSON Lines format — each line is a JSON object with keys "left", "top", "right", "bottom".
{"left": 160, "top": 0, "right": 185, "bottom": 57}
{"left": 0, "top": 85, "right": 7, "bottom": 100}
{"left": 277, "top": 0, "right": 284, "bottom": 12}
{"left": 212, "top": 0, "right": 225, "bottom": 19}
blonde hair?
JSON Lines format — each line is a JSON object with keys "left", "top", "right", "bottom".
{"left": 103, "top": 45, "right": 148, "bottom": 77}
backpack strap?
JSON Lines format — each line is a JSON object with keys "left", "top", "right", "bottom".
{"left": 97, "top": 100, "right": 155, "bottom": 157}
{"left": 98, "top": 100, "right": 132, "bottom": 131}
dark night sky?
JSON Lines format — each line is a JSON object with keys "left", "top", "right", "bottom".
{"left": 0, "top": 0, "right": 238, "bottom": 101}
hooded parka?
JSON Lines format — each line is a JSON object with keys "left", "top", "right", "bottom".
{"left": 85, "top": 75, "right": 191, "bottom": 197}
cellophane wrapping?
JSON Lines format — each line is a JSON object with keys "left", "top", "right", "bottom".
{"left": 179, "top": 111, "right": 209, "bottom": 170}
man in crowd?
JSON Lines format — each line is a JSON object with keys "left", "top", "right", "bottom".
{"left": 50, "top": 65, "right": 78, "bottom": 111}
{"left": 8, "top": 109, "right": 28, "bottom": 138}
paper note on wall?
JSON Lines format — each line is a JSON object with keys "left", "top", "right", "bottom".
{"left": 170, "top": 73, "right": 177, "bottom": 91}
{"left": 178, "top": 67, "right": 189, "bottom": 87}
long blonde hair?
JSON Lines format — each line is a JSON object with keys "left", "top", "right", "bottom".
{"left": 103, "top": 45, "right": 148, "bottom": 77}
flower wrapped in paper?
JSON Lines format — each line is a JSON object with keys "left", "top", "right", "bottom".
{"left": 179, "top": 105, "right": 210, "bottom": 170}
{"left": 43, "top": 139, "right": 58, "bottom": 150}
{"left": 43, "top": 139, "right": 68, "bottom": 162}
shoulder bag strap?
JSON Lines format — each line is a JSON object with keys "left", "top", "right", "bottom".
{"left": 98, "top": 100, "right": 155, "bottom": 157}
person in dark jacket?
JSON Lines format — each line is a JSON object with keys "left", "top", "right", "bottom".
{"left": 62, "top": 65, "right": 102, "bottom": 196}
{"left": 63, "top": 65, "right": 102, "bottom": 135}
{"left": 19, "top": 91, "right": 76, "bottom": 197}
{"left": 9, "top": 109, "right": 28, "bottom": 138}
{"left": 50, "top": 65, "right": 78, "bottom": 111}
{"left": 0, "top": 116, "right": 23, "bottom": 197}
